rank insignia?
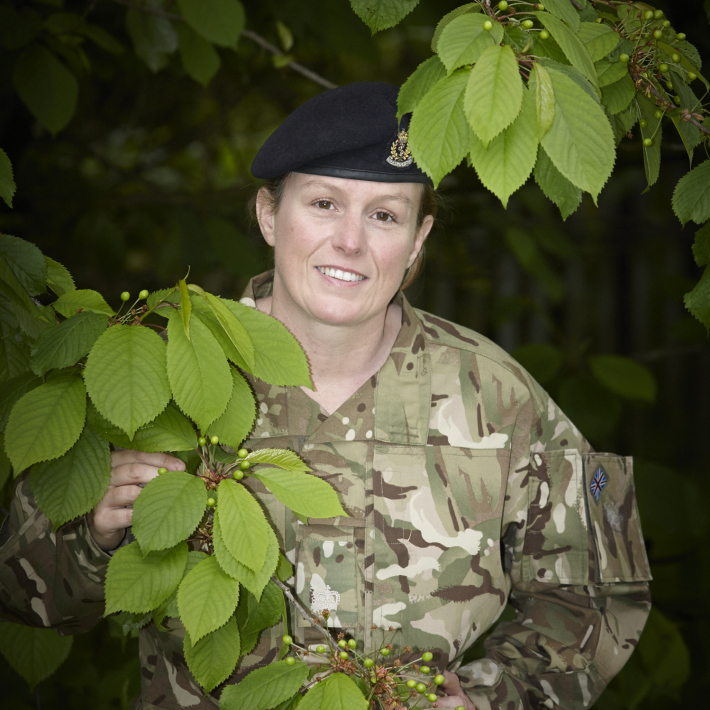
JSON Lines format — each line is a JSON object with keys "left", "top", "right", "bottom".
{"left": 590, "top": 465, "right": 608, "bottom": 503}
{"left": 311, "top": 585, "right": 340, "bottom": 615}
{"left": 387, "top": 129, "right": 413, "bottom": 168}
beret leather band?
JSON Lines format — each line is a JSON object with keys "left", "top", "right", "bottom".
{"left": 250, "top": 82, "right": 431, "bottom": 184}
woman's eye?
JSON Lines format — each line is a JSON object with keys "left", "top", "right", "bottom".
{"left": 374, "top": 211, "right": 393, "bottom": 222}
{"left": 316, "top": 200, "right": 333, "bottom": 210}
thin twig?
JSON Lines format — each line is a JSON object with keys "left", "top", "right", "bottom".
{"left": 589, "top": 0, "right": 619, "bottom": 9}
{"left": 108, "top": 0, "right": 336, "bottom": 89}
{"left": 568, "top": 0, "right": 583, "bottom": 11}
{"left": 642, "top": 79, "right": 710, "bottom": 136}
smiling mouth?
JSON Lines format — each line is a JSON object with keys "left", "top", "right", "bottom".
{"left": 316, "top": 266, "right": 366, "bottom": 282}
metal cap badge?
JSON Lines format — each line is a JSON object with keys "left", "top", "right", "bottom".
{"left": 386, "top": 129, "right": 413, "bottom": 168}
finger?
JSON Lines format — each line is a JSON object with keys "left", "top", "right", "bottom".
{"left": 111, "top": 449, "right": 186, "bottom": 472}
{"left": 100, "top": 484, "right": 144, "bottom": 509}
{"left": 91, "top": 506, "right": 133, "bottom": 539}
{"left": 441, "top": 671, "right": 463, "bottom": 695}
{"left": 109, "top": 461, "right": 165, "bottom": 488}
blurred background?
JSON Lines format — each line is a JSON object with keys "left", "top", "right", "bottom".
{"left": 0, "top": 0, "right": 708, "bottom": 708}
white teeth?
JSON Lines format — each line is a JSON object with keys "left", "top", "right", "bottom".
{"left": 318, "top": 267, "right": 365, "bottom": 282}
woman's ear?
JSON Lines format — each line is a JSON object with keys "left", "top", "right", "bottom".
{"left": 407, "top": 213, "right": 434, "bottom": 269}
{"left": 255, "top": 188, "right": 276, "bottom": 247}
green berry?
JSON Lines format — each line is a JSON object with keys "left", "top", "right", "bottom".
{"left": 198, "top": 436, "right": 207, "bottom": 446}
{"left": 688, "top": 72, "right": 697, "bottom": 81}
{"left": 654, "top": 10, "right": 664, "bottom": 20}
{"left": 619, "top": 54, "right": 630, "bottom": 64}
{"left": 456, "top": 707, "right": 465, "bottom": 710}
{"left": 240, "top": 460, "right": 251, "bottom": 470}
{"left": 138, "top": 289, "right": 149, "bottom": 299}
{"left": 643, "top": 138, "right": 654, "bottom": 147}
{"left": 666, "top": 81, "right": 674, "bottom": 90}
{"left": 348, "top": 639, "right": 357, "bottom": 649}
{"left": 540, "top": 30, "right": 550, "bottom": 39}
{"left": 158, "top": 467, "right": 168, "bottom": 474}
{"left": 537, "top": 3, "right": 544, "bottom": 9}
{"left": 659, "top": 63, "right": 669, "bottom": 73}
{"left": 653, "top": 30, "right": 663, "bottom": 40}
{"left": 233, "top": 470, "right": 244, "bottom": 480}
{"left": 644, "top": 10, "right": 654, "bottom": 20}
{"left": 338, "top": 639, "right": 348, "bottom": 648}
{"left": 421, "top": 652, "right": 433, "bottom": 662}
{"left": 672, "top": 53, "right": 681, "bottom": 62}
{"left": 674, "top": 95, "right": 681, "bottom": 104}
{"left": 654, "top": 109, "right": 664, "bottom": 119}
{"left": 380, "top": 648, "right": 390, "bottom": 656}
{"left": 364, "top": 658, "right": 375, "bottom": 668}
{"left": 120, "top": 291, "right": 130, "bottom": 302}
{"left": 282, "top": 635, "right": 293, "bottom": 644}
{"left": 595, "top": 17, "right": 603, "bottom": 24}
{"left": 237, "top": 448, "right": 248, "bottom": 458}
{"left": 522, "top": 20, "right": 534, "bottom": 29}
{"left": 339, "top": 651, "right": 349, "bottom": 660}
{"left": 483, "top": 20, "right": 493, "bottom": 31}
{"left": 285, "top": 657, "right": 296, "bottom": 666}
{"left": 639, "top": 119, "right": 648, "bottom": 128}
{"left": 420, "top": 666, "right": 430, "bottom": 674}
{"left": 427, "top": 695, "right": 438, "bottom": 703}
{"left": 406, "top": 679, "right": 417, "bottom": 689}
{"left": 676, "top": 33, "right": 686, "bottom": 41}
{"left": 415, "top": 683, "right": 427, "bottom": 694}
{"left": 207, "top": 497, "right": 216, "bottom": 507}
{"left": 498, "top": 0, "right": 508, "bottom": 10}
{"left": 316, "top": 645, "right": 326, "bottom": 653}
{"left": 434, "top": 675, "right": 445, "bottom": 685}
{"left": 210, "top": 435, "right": 219, "bottom": 445}
{"left": 663, "top": 20, "right": 670, "bottom": 28}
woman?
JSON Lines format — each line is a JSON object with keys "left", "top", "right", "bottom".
{"left": 1, "top": 83, "right": 652, "bottom": 709}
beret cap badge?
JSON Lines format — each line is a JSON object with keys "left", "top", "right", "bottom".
{"left": 386, "top": 129, "right": 413, "bottom": 168}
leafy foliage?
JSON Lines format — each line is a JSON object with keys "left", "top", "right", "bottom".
{"left": 220, "top": 660, "right": 309, "bottom": 710}
{"left": 350, "top": 0, "right": 420, "bottom": 34}
{"left": 0, "top": 147, "right": 15, "bottom": 208}
{"left": 184, "top": 616, "right": 241, "bottom": 693}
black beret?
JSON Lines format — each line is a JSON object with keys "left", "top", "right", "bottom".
{"left": 250, "top": 82, "right": 430, "bottom": 184}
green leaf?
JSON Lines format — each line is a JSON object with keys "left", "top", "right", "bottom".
{"left": 430, "top": 3, "right": 480, "bottom": 52}
{"left": 214, "top": 508, "right": 279, "bottom": 600}
{"left": 184, "top": 615, "right": 240, "bottom": 693}
{"left": 125, "top": 3, "right": 178, "bottom": 72}
{"left": 209, "top": 369, "right": 256, "bottom": 449}
{"left": 222, "top": 300, "right": 311, "bottom": 387}
{"left": 0, "top": 234, "right": 47, "bottom": 297}
{"left": 178, "top": 278, "right": 192, "bottom": 339}
{"left": 132, "top": 471, "right": 207, "bottom": 554}
{"left": 535, "top": 12, "right": 598, "bottom": 88}
{"left": 46, "top": 257, "right": 75, "bottom": 296}
{"left": 238, "top": 582, "right": 285, "bottom": 658}
{"left": 529, "top": 63, "right": 555, "bottom": 139}
{"left": 153, "top": 550, "right": 207, "bottom": 626}
{"left": 217, "top": 478, "right": 271, "bottom": 573}
{"left": 177, "top": 555, "right": 240, "bottom": 643}
{"left": 5, "top": 371, "right": 86, "bottom": 473}
{"left": 611, "top": 101, "right": 637, "bottom": 147}
{"left": 105, "top": 541, "right": 188, "bottom": 615}
{"left": 600, "top": 74, "right": 635, "bottom": 115}
{"left": 0, "top": 320, "right": 30, "bottom": 383}
{"left": 0, "top": 371, "right": 41, "bottom": 429}
{"left": 147, "top": 287, "right": 178, "bottom": 310}
{"left": 672, "top": 160, "right": 710, "bottom": 226}
{"left": 12, "top": 44, "right": 78, "bottom": 135}
{"left": 538, "top": 58, "right": 599, "bottom": 105}
{"left": 30, "top": 312, "right": 107, "bottom": 377}
{"left": 0, "top": 436, "right": 11, "bottom": 493}
{"left": 657, "top": 40, "right": 708, "bottom": 91}
{"left": 0, "top": 624, "right": 72, "bottom": 691}
{"left": 684, "top": 266, "right": 710, "bottom": 332}
{"left": 436, "top": 14, "right": 501, "bottom": 75}
{"left": 53, "top": 289, "right": 114, "bottom": 317}
{"left": 247, "top": 448, "right": 311, "bottom": 472}
{"left": 464, "top": 45, "right": 523, "bottom": 148}
{"left": 692, "top": 222, "right": 710, "bottom": 267}
{"left": 408, "top": 69, "right": 470, "bottom": 187}
{"left": 0, "top": 148, "right": 15, "bottom": 208}
{"left": 253, "top": 468, "right": 347, "bottom": 519}
{"left": 589, "top": 354, "right": 657, "bottom": 403}
{"left": 89, "top": 401, "right": 197, "bottom": 453}
{"left": 220, "top": 660, "right": 309, "bottom": 710}
{"left": 576, "top": 21, "right": 619, "bottom": 62}
{"left": 540, "top": 66, "right": 615, "bottom": 200}
{"left": 176, "top": 22, "right": 221, "bottom": 86}
{"left": 534, "top": 145, "right": 583, "bottom": 221}
{"left": 177, "top": 0, "right": 245, "bottom": 47}
{"left": 349, "top": 0, "right": 420, "bottom": 34}
{"left": 397, "top": 56, "right": 447, "bottom": 121}
{"left": 276, "top": 21, "right": 294, "bottom": 52}
{"left": 30, "top": 424, "right": 110, "bottom": 529}
{"left": 637, "top": 95, "right": 662, "bottom": 189}
{"left": 505, "top": 228, "right": 565, "bottom": 301}
{"left": 595, "top": 58, "right": 628, "bottom": 88}
{"left": 469, "top": 86, "right": 539, "bottom": 208}
{"left": 543, "top": 0, "right": 581, "bottom": 32}
{"left": 512, "top": 343, "right": 563, "bottom": 385}
{"left": 85, "top": 324, "right": 171, "bottom": 438}
{"left": 300, "top": 673, "right": 369, "bottom": 710}
{"left": 166, "top": 309, "right": 233, "bottom": 432}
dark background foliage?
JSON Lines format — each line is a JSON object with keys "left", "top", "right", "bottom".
{"left": 0, "top": 0, "right": 708, "bottom": 707}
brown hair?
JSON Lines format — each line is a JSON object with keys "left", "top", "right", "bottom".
{"left": 251, "top": 173, "right": 440, "bottom": 290}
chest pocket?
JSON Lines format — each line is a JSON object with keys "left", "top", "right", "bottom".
{"left": 370, "top": 445, "right": 508, "bottom": 656}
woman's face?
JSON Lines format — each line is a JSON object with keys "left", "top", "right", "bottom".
{"left": 256, "top": 173, "right": 433, "bottom": 329}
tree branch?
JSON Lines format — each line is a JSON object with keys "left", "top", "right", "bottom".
{"left": 569, "top": 0, "right": 583, "bottom": 11}
{"left": 108, "top": 0, "right": 336, "bottom": 90}
{"left": 642, "top": 79, "right": 710, "bottom": 137}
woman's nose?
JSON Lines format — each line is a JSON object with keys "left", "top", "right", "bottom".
{"left": 330, "top": 214, "right": 366, "bottom": 255}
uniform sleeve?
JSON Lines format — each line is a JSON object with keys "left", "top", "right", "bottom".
{"left": 0, "top": 472, "right": 110, "bottom": 633}
{"left": 456, "top": 381, "right": 652, "bottom": 710}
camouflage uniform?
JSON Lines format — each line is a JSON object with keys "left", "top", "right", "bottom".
{"left": 0, "top": 271, "right": 652, "bottom": 709}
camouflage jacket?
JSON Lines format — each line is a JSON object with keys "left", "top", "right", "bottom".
{"left": 0, "top": 271, "right": 652, "bottom": 709}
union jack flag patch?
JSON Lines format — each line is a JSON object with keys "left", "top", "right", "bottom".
{"left": 590, "top": 465, "right": 608, "bottom": 503}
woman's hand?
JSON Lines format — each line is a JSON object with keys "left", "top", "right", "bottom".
{"left": 433, "top": 671, "right": 477, "bottom": 709}
{"left": 88, "top": 450, "right": 186, "bottom": 552}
